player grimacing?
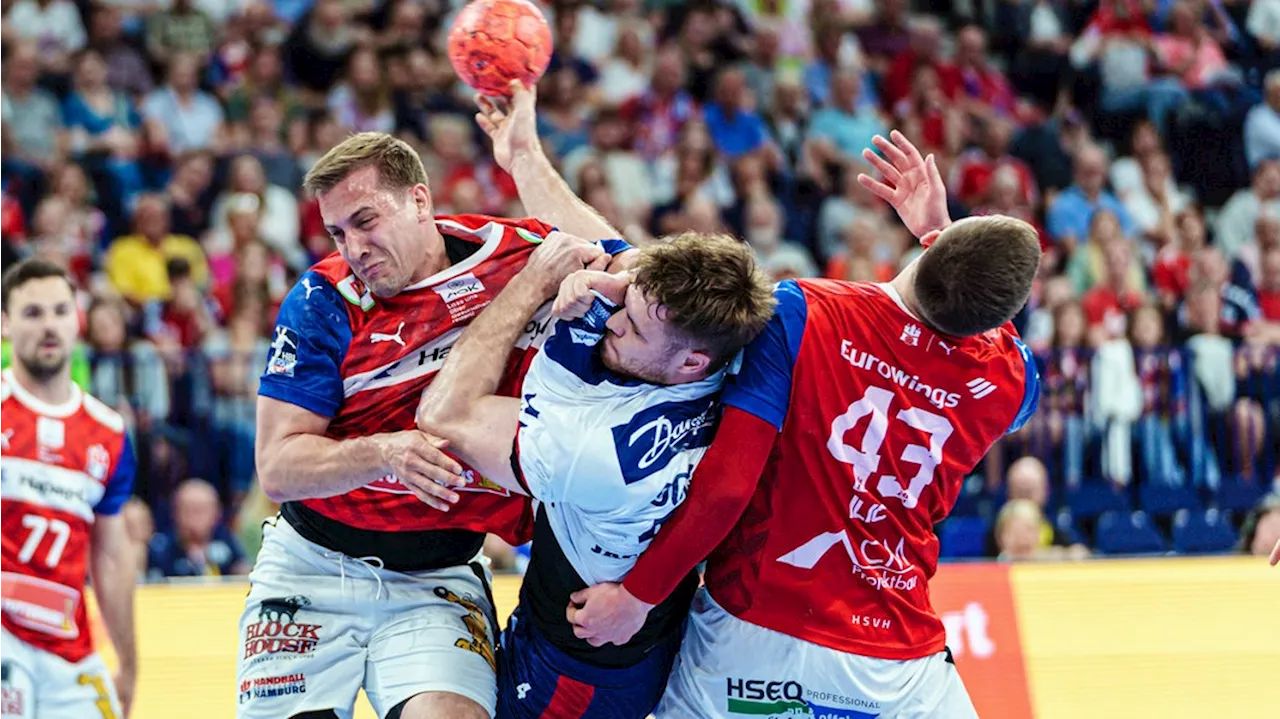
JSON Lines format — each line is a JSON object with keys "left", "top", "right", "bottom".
{"left": 239, "top": 131, "right": 628, "bottom": 719}
{"left": 1, "top": 260, "right": 138, "bottom": 719}
{"left": 415, "top": 234, "right": 775, "bottom": 718}
{"left": 571, "top": 132, "right": 1043, "bottom": 717}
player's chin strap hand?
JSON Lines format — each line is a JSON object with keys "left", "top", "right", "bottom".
{"left": 526, "top": 230, "right": 610, "bottom": 298}
{"left": 856, "top": 130, "right": 952, "bottom": 247}
{"left": 552, "top": 270, "right": 632, "bottom": 320}
{"left": 475, "top": 79, "right": 539, "bottom": 174}
{"left": 1270, "top": 537, "right": 1280, "bottom": 566}
{"left": 565, "top": 582, "right": 656, "bottom": 647}
{"left": 374, "top": 430, "right": 469, "bottom": 512}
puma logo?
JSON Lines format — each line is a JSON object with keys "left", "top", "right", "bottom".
{"left": 370, "top": 321, "right": 406, "bottom": 347}
{"left": 301, "top": 278, "right": 321, "bottom": 299}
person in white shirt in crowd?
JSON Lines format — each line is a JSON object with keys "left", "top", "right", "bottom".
{"left": 1243, "top": 70, "right": 1280, "bottom": 171}
{"left": 1215, "top": 158, "right": 1280, "bottom": 259}
{"left": 3, "top": 0, "right": 87, "bottom": 76}
{"left": 1123, "top": 151, "right": 1191, "bottom": 246}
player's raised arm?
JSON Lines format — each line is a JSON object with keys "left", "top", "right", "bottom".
{"left": 476, "top": 80, "right": 623, "bottom": 244}
{"left": 255, "top": 276, "right": 469, "bottom": 512}
{"left": 416, "top": 232, "right": 607, "bottom": 494}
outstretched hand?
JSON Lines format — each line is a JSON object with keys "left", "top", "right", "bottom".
{"left": 856, "top": 130, "right": 952, "bottom": 243}
{"left": 475, "top": 80, "right": 541, "bottom": 173}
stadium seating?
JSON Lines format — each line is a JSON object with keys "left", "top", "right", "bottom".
{"left": 1211, "top": 479, "right": 1269, "bottom": 514}
{"left": 938, "top": 516, "right": 991, "bottom": 559}
{"left": 1095, "top": 511, "right": 1168, "bottom": 556}
{"left": 1171, "top": 509, "right": 1239, "bottom": 554}
{"left": 1139, "top": 483, "right": 1201, "bottom": 517}
{"left": 1051, "top": 508, "right": 1085, "bottom": 547}
{"left": 1065, "top": 482, "right": 1132, "bottom": 520}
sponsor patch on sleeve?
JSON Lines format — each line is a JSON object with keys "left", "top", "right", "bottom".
{"left": 267, "top": 327, "right": 300, "bottom": 377}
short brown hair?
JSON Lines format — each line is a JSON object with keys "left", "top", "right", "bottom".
{"left": 2, "top": 259, "right": 73, "bottom": 312}
{"left": 632, "top": 233, "right": 777, "bottom": 369}
{"left": 914, "top": 216, "right": 1041, "bottom": 337}
{"left": 303, "top": 132, "right": 430, "bottom": 196}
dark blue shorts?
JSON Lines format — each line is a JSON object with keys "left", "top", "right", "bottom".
{"left": 496, "top": 603, "right": 680, "bottom": 719}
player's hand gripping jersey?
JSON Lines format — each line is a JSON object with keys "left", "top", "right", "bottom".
{"left": 513, "top": 298, "right": 721, "bottom": 662}
{"left": 709, "top": 279, "right": 1039, "bottom": 659}
{"left": 0, "top": 370, "right": 134, "bottom": 664}
{"left": 259, "top": 215, "right": 556, "bottom": 557}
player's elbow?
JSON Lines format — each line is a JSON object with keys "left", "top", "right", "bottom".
{"left": 415, "top": 394, "right": 464, "bottom": 438}
{"left": 256, "top": 448, "right": 296, "bottom": 504}
{"left": 257, "top": 468, "right": 290, "bottom": 504}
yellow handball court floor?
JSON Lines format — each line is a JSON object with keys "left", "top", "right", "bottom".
{"left": 93, "top": 559, "right": 1279, "bottom": 719}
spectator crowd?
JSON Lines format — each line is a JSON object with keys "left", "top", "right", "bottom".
{"left": 2, "top": 0, "right": 1279, "bottom": 575}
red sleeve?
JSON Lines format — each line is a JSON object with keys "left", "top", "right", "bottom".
{"left": 622, "top": 407, "right": 777, "bottom": 605}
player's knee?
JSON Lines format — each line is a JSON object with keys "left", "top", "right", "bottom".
{"left": 390, "top": 691, "right": 491, "bottom": 719}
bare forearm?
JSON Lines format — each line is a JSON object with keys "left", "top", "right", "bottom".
{"left": 419, "top": 274, "right": 546, "bottom": 426}
{"left": 91, "top": 540, "right": 137, "bottom": 672}
{"left": 509, "top": 149, "right": 620, "bottom": 241}
{"left": 256, "top": 430, "right": 390, "bottom": 503}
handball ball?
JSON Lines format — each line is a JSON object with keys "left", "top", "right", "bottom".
{"left": 447, "top": 0, "right": 553, "bottom": 97}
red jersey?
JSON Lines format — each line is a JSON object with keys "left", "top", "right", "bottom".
{"left": 950, "top": 150, "right": 1039, "bottom": 208}
{"left": 1260, "top": 290, "right": 1280, "bottom": 321}
{"left": 704, "top": 280, "right": 1039, "bottom": 659}
{"left": 258, "top": 215, "right": 565, "bottom": 564}
{"left": 1082, "top": 285, "right": 1145, "bottom": 339}
{"left": 1, "top": 369, "right": 135, "bottom": 663}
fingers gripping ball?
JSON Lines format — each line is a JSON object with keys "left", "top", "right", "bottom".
{"left": 448, "top": 0, "right": 553, "bottom": 97}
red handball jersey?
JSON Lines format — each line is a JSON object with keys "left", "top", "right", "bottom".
{"left": 1, "top": 369, "right": 135, "bottom": 664}
{"left": 257, "top": 215, "right": 628, "bottom": 560}
{"left": 705, "top": 280, "right": 1039, "bottom": 660}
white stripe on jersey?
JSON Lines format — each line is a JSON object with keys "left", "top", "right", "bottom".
{"left": 517, "top": 312, "right": 727, "bottom": 587}
{"left": 402, "top": 219, "right": 508, "bottom": 291}
{"left": 341, "top": 304, "right": 555, "bottom": 398}
{"left": 1, "top": 457, "right": 105, "bottom": 522}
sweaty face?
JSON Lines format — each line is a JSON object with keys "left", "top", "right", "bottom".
{"left": 319, "top": 166, "right": 432, "bottom": 298}
{"left": 3, "top": 278, "right": 80, "bottom": 382}
{"left": 601, "top": 284, "right": 684, "bottom": 385}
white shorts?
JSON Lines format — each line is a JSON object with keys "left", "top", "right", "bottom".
{"left": 655, "top": 589, "right": 978, "bottom": 719}
{"left": 235, "top": 516, "right": 500, "bottom": 719}
{"left": 0, "top": 628, "right": 121, "bottom": 719}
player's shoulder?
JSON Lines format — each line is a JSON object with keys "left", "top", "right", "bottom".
{"left": 789, "top": 278, "right": 899, "bottom": 324}
{"left": 281, "top": 260, "right": 366, "bottom": 321}
{"left": 306, "top": 252, "right": 352, "bottom": 286}
{"left": 79, "top": 391, "right": 127, "bottom": 436}
{"left": 435, "top": 213, "right": 553, "bottom": 244}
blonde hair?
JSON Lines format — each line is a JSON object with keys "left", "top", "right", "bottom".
{"left": 995, "top": 498, "right": 1045, "bottom": 539}
{"left": 303, "top": 132, "right": 430, "bottom": 196}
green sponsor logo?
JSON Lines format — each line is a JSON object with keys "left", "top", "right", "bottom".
{"left": 727, "top": 698, "right": 811, "bottom": 716}
{"left": 515, "top": 227, "right": 544, "bottom": 244}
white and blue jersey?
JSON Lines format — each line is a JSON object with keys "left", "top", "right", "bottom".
{"left": 515, "top": 296, "right": 727, "bottom": 586}
{"left": 504, "top": 297, "right": 724, "bottom": 667}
